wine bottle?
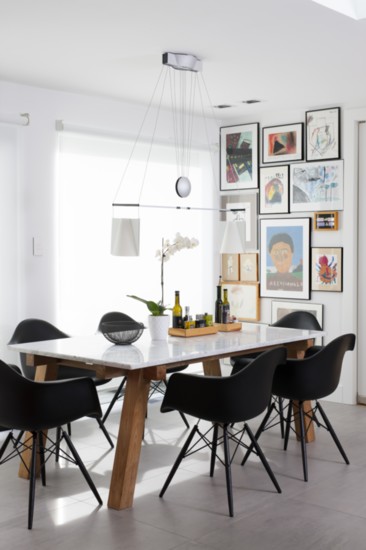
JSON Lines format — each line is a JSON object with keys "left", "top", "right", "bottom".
{"left": 172, "top": 290, "right": 183, "bottom": 328}
{"left": 222, "top": 288, "right": 230, "bottom": 324}
{"left": 215, "top": 285, "right": 223, "bottom": 323}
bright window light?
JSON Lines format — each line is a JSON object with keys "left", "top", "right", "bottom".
{"left": 312, "top": 0, "right": 366, "bottom": 20}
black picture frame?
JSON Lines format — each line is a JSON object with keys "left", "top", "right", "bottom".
{"left": 262, "top": 122, "right": 304, "bottom": 164}
{"left": 220, "top": 123, "right": 259, "bottom": 191}
{"left": 306, "top": 107, "right": 341, "bottom": 162}
{"left": 259, "top": 165, "right": 289, "bottom": 215}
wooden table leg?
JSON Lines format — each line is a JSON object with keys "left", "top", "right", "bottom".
{"left": 107, "top": 368, "right": 150, "bottom": 510}
{"left": 202, "top": 358, "right": 221, "bottom": 377}
{"left": 18, "top": 360, "right": 59, "bottom": 479}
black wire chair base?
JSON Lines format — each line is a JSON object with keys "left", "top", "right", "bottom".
{"left": 0, "top": 429, "right": 102, "bottom": 529}
{"left": 159, "top": 421, "right": 281, "bottom": 517}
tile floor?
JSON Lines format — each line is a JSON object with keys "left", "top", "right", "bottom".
{"left": 2, "top": 382, "right": 366, "bottom": 550}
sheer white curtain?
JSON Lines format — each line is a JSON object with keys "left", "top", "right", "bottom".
{"left": 56, "top": 131, "right": 211, "bottom": 334}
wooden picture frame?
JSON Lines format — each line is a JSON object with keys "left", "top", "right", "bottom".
{"left": 221, "top": 253, "right": 239, "bottom": 281}
{"left": 271, "top": 300, "right": 323, "bottom": 345}
{"left": 222, "top": 282, "right": 260, "bottom": 321}
{"left": 220, "top": 191, "right": 258, "bottom": 250}
{"left": 314, "top": 211, "right": 339, "bottom": 231}
{"left": 311, "top": 247, "right": 343, "bottom": 292}
{"left": 260, "top": 217, "right": 311, "bottom": 300}
{"left": 259, "top": 165, "right": 289, "bottom": 214}
{"left": 290, "top": 160, "right": 344, "bottom": 212}
{"left": 239, "top": 252, "right": 258, "bottom": 282}
{"left": 306, "top": 107, "right": 340, "bottom": 162}
{"left": 262, "top": 123, "right": 304, "bottom": 164}
{"left": 220, "top": 123, "right": 259, "bottom": 191}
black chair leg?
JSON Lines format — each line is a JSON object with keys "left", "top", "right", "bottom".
{"left": 55, "top": 426, "right": 62, "bottom": 463}
{"left": 246, "top": 424, "right": 281, "bottom": 494}
{"left": 96, "top": 418, "right": 114, "bottom": 449}
{"left": 38, "top": 431, "right": 46, "bottom": 487}
{"left": 62, "top": 431, "right": 103, "bottom": 505}
{"left": 102, "top": 377, "right": 126, "bottom": 424}
{"left": 317, "top": 401, "right": 350, "bottom": 465}
{"left": 298, "top": 403, "right": 308, "bottom": 482}
{"left": 67, "top": 423, "right": 72, "bottom": 436}
{"left": 278, "top": 397, "right": 285, "bottom": 439}
{"left": 0, "top": 431, "right": 13, "bottom": 460}
{"left": 28, "top": 432, "right": 38, "bottom": 530}
{"left": 179, "top": 411, "right": 190, "bottom": 429}
{"left": 210, "top": 424, "right": 219, "bottom": 477}
{"left": 223, "top": 426, "right": 234, "bottom": 517}
{"left": 241, "top": 402, "right": 275, "bottom": 467}
{"left": 13, "top": 430, "right": 24, "bottom": 448}
{"left": 284, "top": 400, "right": 293, "bottom": 451}
{"left": 160, "top": 424, "right": 198, "bottom": 498}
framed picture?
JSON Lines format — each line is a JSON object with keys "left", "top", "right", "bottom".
{"left": 220, "top": 191, "right": 258, "bottom": 250}
{"left": 306, "top": 107, "right": 340, "bottom": 162}
{"left": 221, "top": 253, "right": 239, "bottom": 281}
{"left": 311, "top": 247, "right": 343, "bottom": 292}
{"left": 239, "top": 252, "right": 258, "bottom": 282}
{"left": 290, "top": 160, "right": 344, "bottom": 212}
{"left": 260, "top": 217, "right": 311, "bottom": 300}
{"left": 220, "top": 123, "right": 259, "bottom": 191}
{"left": 314, "top": 211, "right": 339, "bottom": 231}
{"left": 224, "top": 282, "right": 260, "bottom": 321}
{"left": 259, "top": 165, "right": 289, "bottom": 214}
{"left": 271, "top": 300, "right": 323, "bottom": 345}
{"left": 262, "top": 123, "right": 304, "bottom": 164}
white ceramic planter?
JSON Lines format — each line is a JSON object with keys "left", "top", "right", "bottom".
{"left": 148, "top": 315, "right": 170, "bottom": 340}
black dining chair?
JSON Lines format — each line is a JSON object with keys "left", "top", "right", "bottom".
{"left": 159, "top": 347, "right": 287, "bottom": 517}
{"left": 0, "top": 359, "right": 102, "bottom": 529}
{"left": 99, "top": 311, "right": 190, "bottom": 429}
{"left": 8, "top": 318, "right": 114, "bottom": 449}
{"left": 241, "top": 333, "right": 356, "bottom": 482}
{"left": 231, "top": 310, "right": 323, "bottom": 437}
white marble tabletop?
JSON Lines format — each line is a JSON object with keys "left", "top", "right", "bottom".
{"left": 8, "top": 322, "right": 324, "bottom": 371}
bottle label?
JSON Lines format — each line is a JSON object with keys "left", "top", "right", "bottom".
{"left": 173, "top": 316, "right": 183, "bottom": 328}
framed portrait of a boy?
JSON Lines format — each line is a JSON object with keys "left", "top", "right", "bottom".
{"left": 260, "top": 218, "right": 311, "bottom": 299}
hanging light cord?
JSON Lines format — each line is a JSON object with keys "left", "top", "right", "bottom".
{"left": 113, "top": 66, "right": 165, "bottom": 204}
{"left": 169, "top": 68, "right": 196, "bottom": 181}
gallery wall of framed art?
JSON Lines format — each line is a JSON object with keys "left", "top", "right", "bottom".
{"left": 218, "top": 105, "right": 344, "bottom": 332}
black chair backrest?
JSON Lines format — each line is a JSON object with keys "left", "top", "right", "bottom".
{"left": 272, "top": 333, "right": 356, "bottom": 401}
{"left": 164, "top": 347, "right": 287, "bottom": 424}
{"left": 8, "top": 318, "right": 69, "bottom": 380}
{"left": 0, "top": 359, "right": 35, "bottom": 430}
{"left": 98, "top": 311, "right": 135, "bottom": 331}
{"left": 272, "top": 311, "right": 322, "bottom": 331}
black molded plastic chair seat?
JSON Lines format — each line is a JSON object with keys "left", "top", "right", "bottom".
{"left": 159, "top": 347, "right": 287, "bottom": 517}
{"left": 8, "top": 318, "right": 114, "bottom": 449}
{"left": 0, "top": 360, "right": 102, "bottom": 529}
{"left": 243, "top": 334, "right": 356, "bottom": 482}
{"left": 231, "top": 311, "right": 323, "bottom": 374}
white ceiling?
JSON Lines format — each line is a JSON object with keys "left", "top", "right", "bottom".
{"left": 1, "top": 0, "right": 366, "bottom": 118}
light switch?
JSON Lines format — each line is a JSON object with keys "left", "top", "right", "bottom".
{"left": 33, "top": 237, "right": 43, "bottom": 256}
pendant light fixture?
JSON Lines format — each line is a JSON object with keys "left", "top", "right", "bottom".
{"left": 111, "top": 52, "right": 247, "bottom": 257}
{"left": 111, "top": 52, "right": 216, "bottom": 256}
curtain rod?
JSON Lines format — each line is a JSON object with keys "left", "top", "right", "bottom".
{"left": 0, "top": 113, "right": 30, "bottom": 126}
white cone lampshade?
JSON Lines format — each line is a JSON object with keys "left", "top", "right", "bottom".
{"left": 111, "top": 218, "right": 140, "bottom": 256}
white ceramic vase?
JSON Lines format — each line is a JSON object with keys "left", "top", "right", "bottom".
{"left": 148, "top": 315, "right": 170, "bottom": 340}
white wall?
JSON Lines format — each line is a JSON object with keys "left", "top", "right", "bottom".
{"left": 0, "top": 79, "right": 360, "bottom": 403}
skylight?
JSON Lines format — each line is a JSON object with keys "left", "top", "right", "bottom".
{"left": 312, "top": 0, "right": 366, "bottom": 19}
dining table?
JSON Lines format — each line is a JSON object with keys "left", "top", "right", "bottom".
{"left": 8, "top": 321, "right": 324, "bottom": 511}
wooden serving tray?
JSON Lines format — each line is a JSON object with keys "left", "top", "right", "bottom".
{"left": 214, "top": 322, "right": 242, "bottom": 332}
{"left": 168, "top": 326, "right": 219, "bottom": 338}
